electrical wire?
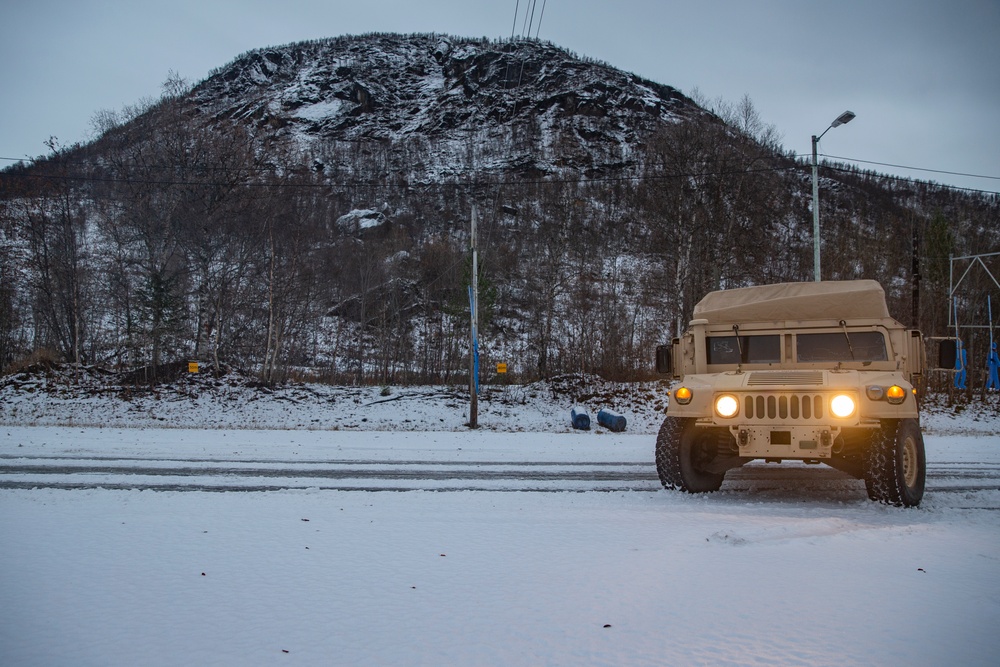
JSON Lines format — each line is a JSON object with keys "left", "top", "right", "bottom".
{"left": 534, "top": 0, "right": 548, "bottom": 39}
{"left": 4, "top": 156, "right": 998, "bottom": 197}
{"left": 4, "top": 149, "right": 997, "bottom": 186}
{"left": 6, "top": 150, "right": 995, "bottom": 188}
{"left": 820, "top": 154, "right": 1000, "bottom": 182}
{"left": 0, "top": 154, "right": 285, "bottom": 174}
{"left": 479, "top": 0, "right": 548, "bottom": 277}
{"left": 820, "top": 164, "right": 998, "bottom": 196}
{"left": 4, "top": 145, "right": 999, "bottom": 198}
{"left": 521, "top": 0, "right": 536, "bottom": 37}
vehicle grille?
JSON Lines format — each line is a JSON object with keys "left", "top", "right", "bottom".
{"left": 741, "top": 393, "right": 825, "bottom": 421}
{"left": 747, "top": 371, "right": 824, "bottom": 386}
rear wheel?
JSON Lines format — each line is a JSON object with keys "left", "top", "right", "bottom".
{"left": 863, "top": 418, "right": 925, "bottom": 507}
{"left": 655, "top": 417, "right": 726, "bottom": 493}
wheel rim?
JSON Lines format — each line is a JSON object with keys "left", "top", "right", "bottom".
{"left": 901, "top": 435, "right": 918, "bottom": 488}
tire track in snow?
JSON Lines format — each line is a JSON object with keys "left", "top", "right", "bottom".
{"left": 0, "top": 457, "right": 659, "bottom": 492}
{"left": 2, "top": 458, "right": 999, "bottom": 503}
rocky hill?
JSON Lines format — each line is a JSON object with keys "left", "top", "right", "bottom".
{"left": 190, "top": 34, "right": 706, "bottom": 179}
{"left": 1, "top": 34, "right": 997, "bottom": 386}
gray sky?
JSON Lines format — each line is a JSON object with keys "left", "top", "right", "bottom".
{"left": 2, "top": 0, "right": 998, "bottom": 193}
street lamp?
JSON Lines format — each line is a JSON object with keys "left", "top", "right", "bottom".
{"left": 811, "top": 110, "right": 856, "bottom": 281}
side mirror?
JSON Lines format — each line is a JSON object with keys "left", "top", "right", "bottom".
{"left": 938, "top": 339, "right": 957, "bottom": 369}
{"left": 655, "top": 344, "right": 673, "bottom": 375}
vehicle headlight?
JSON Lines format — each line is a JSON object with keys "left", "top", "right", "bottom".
{"left": 673, "top": 387, "right": 693, "bottom": 405}
{"left": 715, "top": 394, "right": 740, "bottom": 419}
{"left": 715, "top": 394, "right": 740, "bottom": 418}
{"left": 830, "top": 394, "right": 857, "bottom": 418}
{"left": 886, "top": 385, "right": 906, "bottom": 405}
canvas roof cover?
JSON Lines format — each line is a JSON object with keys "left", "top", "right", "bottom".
{"left": 692, "top": 280, "right": 891, "bottom": 324}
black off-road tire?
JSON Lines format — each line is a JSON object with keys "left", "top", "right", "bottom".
{"left": 655, "top": 416, "right": 725, "bottom": 493}
{"left": 863, "top": 418, "right": 926, "bottom": 507}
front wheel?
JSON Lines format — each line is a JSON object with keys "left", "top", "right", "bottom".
{"left": 863, "top": 418, "right": 926, "bottom": 507}
{"left": 655, "top": 416, "right": 726, "bottom": 493}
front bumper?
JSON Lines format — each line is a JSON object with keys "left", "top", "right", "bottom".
{"left": 725, "top": 424, "right": 841, "bottom": 459}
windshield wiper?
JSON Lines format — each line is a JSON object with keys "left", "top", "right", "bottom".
{"left": 733, "top": 324, "right": 744, "bottom": 372}
{"left": 839, "top": 320, "right": 856, "bottom": 361}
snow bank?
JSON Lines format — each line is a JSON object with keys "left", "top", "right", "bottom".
{"left": 0, "top": 370, "right": 669, "bottom": 434}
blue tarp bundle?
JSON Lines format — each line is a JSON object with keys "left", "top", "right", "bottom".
{"left": 570, "top": 406, "right": 591, "bottom": 430}
{"left": 597, "top": 408, "right": 627, "bottom": 432}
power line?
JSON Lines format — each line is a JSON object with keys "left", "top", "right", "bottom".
{"left": 482, "top": 0, "right": 548, "bottom": 271}
{"left": 0, "top": 154, "right": 283, "bottom": 174}
{"left": 521, "top": 0, "right": 536, "bottom": 37}
{"left": 4, "top": 157, "right": 998, "bottom": 196}
{"left": 7, "top": 150, "right": 997, "bottom": 188}
{"left": 820, "top": 164, "right": 998, "bottom": 196}
{"left": 819, "top": 153, "right": 1000, "bottom": 182}
{"left": 789, "top": 152, "right": 1000, "bottom": 195}
{"left": 534, "top": 0, "right": 548, "bottom": 39}
{"left": 4, "top": 149, "right": 999, "bottom": 197}
{"left": 7, "top": 149, "right": 997, "bottom": 185}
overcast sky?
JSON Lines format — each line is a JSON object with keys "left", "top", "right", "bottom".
{"left": 2, "top": 0, "right": 998, "bottom": 193}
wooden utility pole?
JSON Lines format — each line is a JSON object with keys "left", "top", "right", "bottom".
{"left": 468, "top": 206, "right": 479, "bottom": 428}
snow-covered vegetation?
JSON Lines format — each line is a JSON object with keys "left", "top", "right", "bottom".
{"left": 3, "top": 34, "right": 997, "bottom": 388}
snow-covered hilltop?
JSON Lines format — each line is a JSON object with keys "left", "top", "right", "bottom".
{"left": 191, "top": 34, "right": 704, "bottom": 179}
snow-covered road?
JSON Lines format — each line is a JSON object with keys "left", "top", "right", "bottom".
{"left": 3, "top": 427, "right": 999, "bottom": 502}
{"left": 2, "top": 425, "right": 1000, "bottom": 666}
{"left": 3, "top": 449, "right": 1000, "bottom": 501}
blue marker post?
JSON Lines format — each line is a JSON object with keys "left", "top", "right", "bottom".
{"left": 953, "top": 297, "right": 967, "bottom": 390}
{"left": 954, "top": 340, "right": 968, "bottom": 390}
{"left": 468, "top": 286, "right": 479, "bottom": 395}
{"left": 988, "top": 296, "right": 999, "bottom": 392}
{"left": 987, "top": 343, "right": 999, "bottom": 391}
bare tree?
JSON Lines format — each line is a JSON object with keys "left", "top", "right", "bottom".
{"left": 10, "top": 140, "right": 92, "bottom": 368}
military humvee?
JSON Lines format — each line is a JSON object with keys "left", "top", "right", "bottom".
{"left": 655, "top": 280, "right": 931, "bottom": 507}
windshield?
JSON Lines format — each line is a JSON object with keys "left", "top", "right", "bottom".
{"left": 707, "top": 335, "right": 781, "bottom": 364}
{"left": 796, "top": 332, "right": 887, "bottom": 363}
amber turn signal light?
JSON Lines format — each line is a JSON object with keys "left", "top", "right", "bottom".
{"left": 673, "top": 387, "right": 693, "bottom": 404}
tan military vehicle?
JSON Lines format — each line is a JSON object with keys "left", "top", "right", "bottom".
{"left": 655, "top": 280, "right": 929, "bottom": 506}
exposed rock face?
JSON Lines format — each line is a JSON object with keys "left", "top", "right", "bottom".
{"left": 190, "top": 33, "right": 707, "bottom": 179}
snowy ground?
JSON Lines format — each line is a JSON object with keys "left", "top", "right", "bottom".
{"left": 0, "top": 368, "right": 669, "bottom": 433}
{"left": 1, "top": 374, "right": 999, "bottom": 666}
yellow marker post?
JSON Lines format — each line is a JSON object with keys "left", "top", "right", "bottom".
{"left": 188, "top": 362, "right": 199, "bottom": 373}
{"left": 496, "top": 363, "right": 507, "bottom": 374}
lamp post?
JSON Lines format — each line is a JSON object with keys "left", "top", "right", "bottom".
{"left": 811, "top": 110, "right": 856, "bottom": 281}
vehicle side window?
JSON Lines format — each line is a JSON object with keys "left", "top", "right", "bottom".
{"left": 707, "top": 335, "right": 780, "bottom": 364}
{"left": 796, "top": 332, "right": 887, "bottom": 362}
